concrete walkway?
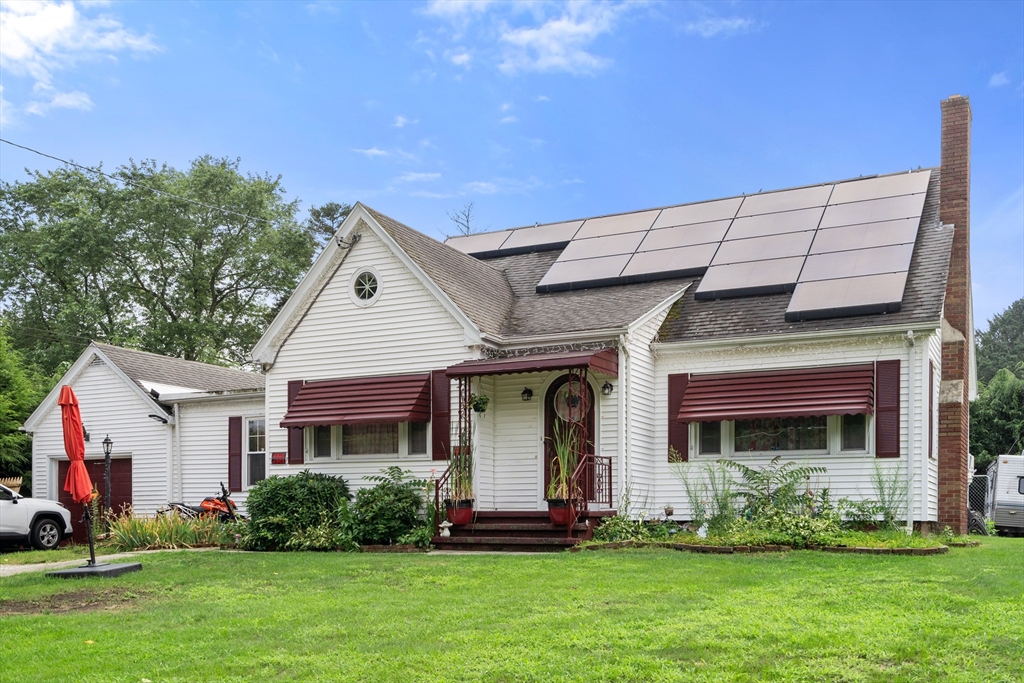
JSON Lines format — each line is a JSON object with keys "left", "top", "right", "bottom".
{"left": 0, "top": 547, "right": 219, "bottom": 578}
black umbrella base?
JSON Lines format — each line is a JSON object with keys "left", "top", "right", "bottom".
{"left": 47, "top": 562, "right": 142, "bottom": 579}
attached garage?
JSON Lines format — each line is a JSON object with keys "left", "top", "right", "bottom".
{"left": 57, "top": 457, "right": 132, "bottom": 543}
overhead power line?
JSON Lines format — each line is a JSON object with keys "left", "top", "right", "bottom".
{"left": 0, "top": 137, "right": 275, "bottom": 226}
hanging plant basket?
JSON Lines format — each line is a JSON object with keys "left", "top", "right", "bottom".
{"left": 469, "top": 393, "right": 490, "bottom": 413}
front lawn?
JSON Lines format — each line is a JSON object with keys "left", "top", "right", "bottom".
{"left": 1, "top": 539, "right": 1020, "bottom": 682}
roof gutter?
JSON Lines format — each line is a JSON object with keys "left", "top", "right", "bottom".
{"left": 159, "top": 389, "right": 266, "bottom": 404}
{"left": 652, "top": 320, "right": 942, "bottom": 352}
{"left": 479, "top": 327, "right": 628, "bottom": 349}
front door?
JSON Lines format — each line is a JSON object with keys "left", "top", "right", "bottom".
{"left": 543, "top": 374, "right": 595, "bottom": 500}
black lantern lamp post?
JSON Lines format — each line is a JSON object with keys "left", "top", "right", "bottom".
{"left": 102, "top": 435, "right": 113, "bottom": 517}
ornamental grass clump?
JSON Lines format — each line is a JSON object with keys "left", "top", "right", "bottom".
{"left": 108, "top": 508, "right": 230, "bottom": 550}
{"left": 671, "top": 461, "right": 738, "bottom": 534}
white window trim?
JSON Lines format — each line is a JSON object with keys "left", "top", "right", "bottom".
{"left": 691, "top": 415, "right": 872, "bottom": 460}
{"left": 348, "top": 266, "right": 382, "bottom": 307}
{"left": 304, "top": 422, "right": 431, "bottom": 463}
{"left": 245, "top": 416, "right": 266, "bottom": 489}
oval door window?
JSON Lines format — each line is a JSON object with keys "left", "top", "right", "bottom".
{"left": 553, "top": 377, "right": 591, "bottom": 423}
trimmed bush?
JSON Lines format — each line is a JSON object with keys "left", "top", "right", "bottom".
{"left": 352, "top": 467, "right": 425, "bottom": 545}
{"left": 241, "top": 471, "right": 351, "bottom": 551}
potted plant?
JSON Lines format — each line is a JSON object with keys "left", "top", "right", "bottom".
{"left": 444, "top": 445, "right": 475, "bottom": 525}
{"left": 545, "top": 419, "right": 580, "bottom": 525}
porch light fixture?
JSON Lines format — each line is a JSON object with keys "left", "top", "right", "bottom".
{"left": 601, "top": 382, "right": 614, "bottom": 396}
{"left": 102, "top": 435, "right": 113, "bottom": 517}
{"left": 521, "top": 387, "right": 533, "bottom": 402}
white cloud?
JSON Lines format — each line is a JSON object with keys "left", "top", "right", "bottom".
{"left": 498, "top": 2, "right": 637, "bottom": 75}
{"left": 352, "top": 147, "right": 390, "bottom": 158}
{"left": 24, "top": 87, "right": 93, "bottom": 115}
{"left": 397, "top": 171, "right": 441, "bottom": 182}
{"left": 423, "top": 0, "right": 495, "bottom": 22}
{"left": 0, "top": 0, "right": 157, "bottom": 118}
{"left": 989, "top": 71, "right": 1010, "bottom": 88}
{"left": 534, "top": 94, "right": 550, "bottom": 102}
{"left": 499, "top": 115, "right": 518, "bottom": 124}
{"left": 393, "top": 115, "right": 418, "bottom": 127}
{"left": 410, "top": 189, "right": 458, "bottom": 199}
{"left": 464, "top": 180, "right": 499, "bottom": 194}
{"left": 449, "top": 50, "right": 472, "bottom": 66}
{"left": 684, "top": 16, "right": 754, "bottom": 38}
{"left": 0, "top": 86, "right": 12, "bottom": 125}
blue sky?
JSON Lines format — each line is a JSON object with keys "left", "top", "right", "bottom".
{"left": 1, "top": 0, "right": 1021, "bottom": 329}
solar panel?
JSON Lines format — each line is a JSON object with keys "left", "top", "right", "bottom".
{"left": 535, "top": 254, "right": 632, "bottom": 292}
{"left": 574, "top": 209, "right": 660, "bottom": 240}
{"left": 712, "top": 231, "right": 815, "bottom": 266}
{"left": 694, "top": 257, "right": 805, "bottom": 300}
{"left": 725, "top": 207, "right": 824, "bottom": 240}
{"left": 558, "top": 231, "right": 646, "bottom": 262}
{"left": 810, "top": 218, "right": 919, "bottom": 254}
{"left": 500, "top": 220, "right": 584, "bottom": 251}
{"left": 829, "top": 170, "right": 931, "bottom": 205}
{"left": 786, "top": 272, "right": 909, "bottom": 321}
{"left": 651, "top": 198, "right": 742, "bottom": 229}
{"left": 621, "top": 243, "right": 719, "bottom": 280}
{"left": 445, "top": 230, "right": 512, "bottom": 255}
{"left": 799, "top": 243, "right": 915, "bottom": 282}
{"left": 638, "top": 220, "right": 731, "bottom": 252}
{"left": 735, "top": 185, "right": 833, "bottom": 218}
{"left": 819, "top": 193, "right": 926, "bottom": 229}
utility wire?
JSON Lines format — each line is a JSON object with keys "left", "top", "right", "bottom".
{"left": 0, "top": 137, "right": 275, "bottom": 226}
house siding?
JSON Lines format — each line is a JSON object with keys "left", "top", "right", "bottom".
{"left": 652, "top": 332, "right": 937, "bottom": 521}
{"left": 264, "top": 227, "right": 473, "bottom": 492}
{"left": 176, "top": 397, "right": 265, "bottom": 510}
{"left": 30, "top": 359, "right": 169, "bottom": 515}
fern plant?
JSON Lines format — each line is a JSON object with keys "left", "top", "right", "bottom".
{"left": 720, "top": 455, "right": 826, "bottom": 516}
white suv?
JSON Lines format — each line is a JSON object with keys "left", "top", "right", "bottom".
{"left": 0, "top": 484, "right": 74, "bottom": 550}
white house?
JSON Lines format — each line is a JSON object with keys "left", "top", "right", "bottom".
{"left": 24, "top": 343, "right": 264, "bottom": 542}
{"left": 248, "top": 96, "right": 977, "bottom": 543}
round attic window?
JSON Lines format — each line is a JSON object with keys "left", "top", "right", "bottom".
{"left": 350, "top": 268, "right": 381, "bottom": 307}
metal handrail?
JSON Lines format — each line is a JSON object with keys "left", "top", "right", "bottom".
{"left": 566, "top": 454, "right": 613, "bottom": 537}
{"left": 433, "top": 465, "right": 452, "bottom": 537}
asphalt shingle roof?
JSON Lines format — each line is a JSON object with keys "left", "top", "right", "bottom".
{"left": 94, "top": 343, "right": 265, "bottom": 394}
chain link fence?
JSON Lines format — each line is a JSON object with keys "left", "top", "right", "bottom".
{"left": 969, "top": 474, "right": 989, "bottom": 517}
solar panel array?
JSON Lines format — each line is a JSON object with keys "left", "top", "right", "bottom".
{"left": 444, "top": 170, "right": 932, "bottom": 321}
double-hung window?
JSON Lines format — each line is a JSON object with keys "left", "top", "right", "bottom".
{"left": 305, "top": 422, "right": 429, "bottom": 461}
{"left": 696, "top": 415, "right": 869, "bottom": 457}
{"left": 247, "top": 418, "right": 266, "bottom": 486}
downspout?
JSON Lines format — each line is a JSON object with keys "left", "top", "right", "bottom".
{"left": 617, "top": 333, "right": 629, "bottom": 512}
{"left": 905, "top": 331, "right": 916, "bottom": 534}
{"left": 174, "top": 403, "right": 183, "bottom": 502}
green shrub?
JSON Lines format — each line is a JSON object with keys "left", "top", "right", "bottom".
{"left": 397, "top": 525, "right": 434, "bottom": 548}
{"left": 108, "top": 508, "right": 230, "bottom": 550}
{"left": 242, "top": 471, "right": 351, "bottom": 551}
{"left": 352, "top": 467, "right": 426, "bottom": 545}
{"left": 671, "top": 461, "right": 738, "bottom": 533}
{"left": 722, "top": 455, "right": 826, "bottom": 516}
{"left": 285, "top": 511, "right": 358, "bottom": 551}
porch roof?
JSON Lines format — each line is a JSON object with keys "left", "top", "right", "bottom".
{"left": 280, "top": 373, "right": 431, "bottom": 428}
{"left": 446, "top": 348, "right": 618, "bottom": 378}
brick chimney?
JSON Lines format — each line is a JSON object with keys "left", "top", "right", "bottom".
{"left": 937, "top": 95, "right": 972, "bottom": 533}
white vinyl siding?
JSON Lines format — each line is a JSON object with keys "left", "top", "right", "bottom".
{"left": 653, "top": 330, "right": 940, "bottom": 522}
{"left": 265, "top": 227, "right": 474, "bottom": 493}
{"left": 30, "top": 359, "right": 168, "bottom": 515}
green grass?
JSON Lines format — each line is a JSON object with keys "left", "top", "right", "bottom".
{"left": 0, "top": 544, "right": 120, "bottom": 566}
{"left": 1, "top": 539, "right": 1021, "bottom": 682}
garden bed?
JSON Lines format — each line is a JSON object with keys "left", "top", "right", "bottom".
{"left": 359, "top": 544, "right": 427, "bottom": 553}
{"left": 571, "top": 540, "right": 953, "bottom": 555}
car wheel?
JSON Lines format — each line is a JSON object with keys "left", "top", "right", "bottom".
{"left": 30, "top": 518, "right": 63, "bottom": 550}
{"left": 967, "top": 510, "right": 988, "bottom": 536}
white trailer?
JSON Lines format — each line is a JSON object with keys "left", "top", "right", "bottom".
{"left": 987, "top": 454, "right": 1024, "bottom": 536}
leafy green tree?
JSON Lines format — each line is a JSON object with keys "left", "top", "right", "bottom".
{"left": 0, "top": 323, "right": 51, "bottom": 488}
{"left": 970, "top": 366, "right": 1024, "bottom": 472}
{"left": 0, "top": 156, "right": 316, "bottom": 371}
{"left": 976, "top": 298, "right": 1024, "bottom": 385}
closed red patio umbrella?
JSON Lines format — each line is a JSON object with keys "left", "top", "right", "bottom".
{"left": 59, "top": 385, "right": 97, "bottom": 565}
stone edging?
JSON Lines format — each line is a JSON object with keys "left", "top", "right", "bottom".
{"left": 569, "top": 540, "right": 952, "bottom": 556}
{"left": 360, "top": 544, "right": 427, "bottom": 553}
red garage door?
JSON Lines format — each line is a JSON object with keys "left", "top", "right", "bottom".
{"left": 57, "top": 458, "right": 132, "bottom": 544}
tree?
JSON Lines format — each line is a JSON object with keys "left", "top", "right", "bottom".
{"left": 976, "top": 298, "right": 1024, "bottom": 385}
{"left": 306, "top": 201, "right": 353, "bottom": 253}
{"left": 0, "top": 323, "right": 50, "bottom": 490}
{"left": 446, "top": 202, "right": 479, "bottom": 236}
{"left": 0, "top": 156, "right": 316, "bottom": 371}
{"left": 970, "top": 366, "right": 1024, "bottom": 473}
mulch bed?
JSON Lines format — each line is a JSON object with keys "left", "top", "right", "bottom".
{"left": 570, "top": 541, "right": 953, "bottom": 555}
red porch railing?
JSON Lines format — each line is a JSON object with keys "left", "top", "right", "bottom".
{"left": 567, "top": 454, "right": 612, "bottom": 538}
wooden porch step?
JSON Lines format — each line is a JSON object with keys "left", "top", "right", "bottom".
{"left": 456, "top": 523, "right": 589, "bottom": 533}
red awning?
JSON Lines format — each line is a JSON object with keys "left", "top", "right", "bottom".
{"left": 678, "top": 364, "right": 874, "bottom": 422}
{"left": 445, "top": 348, "right": 618, "bottom": 378}
{"left": 280, "top": 374, "right": 431, "bottom": 428}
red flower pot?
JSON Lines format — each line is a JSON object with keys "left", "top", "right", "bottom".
{"left": 445, "top": 499, "right": 474, "bottom": 525}
{"left": 547, "top": 498, "right": 571, "bottom": 525}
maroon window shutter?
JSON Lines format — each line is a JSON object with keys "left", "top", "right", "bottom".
{"left": 228, "top": 416, "right": 243, "bottom": 492}
{"left": 287, "top": 380, "right": 305, "bottom": 464}
{"left": 928, "top": 361, "right": 935, "bottom": 459}
{"left": 668, "top": 373, "right": 689, "bottom": 462}
{"left": 431, "top": 370, "right": 450, "bottom": 461}
{"left": 875, "top": 360, "right": 900, "bottom": 458}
